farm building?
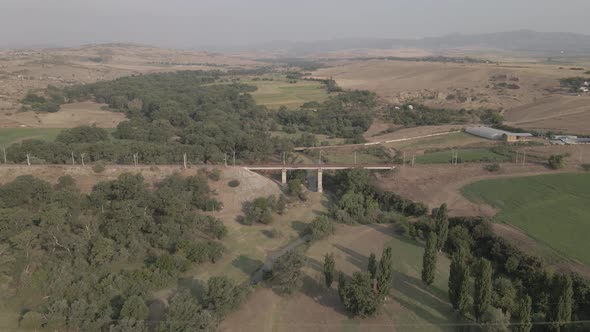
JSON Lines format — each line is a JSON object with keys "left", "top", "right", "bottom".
{"left": 465, "top": 126, "right": 532, "bottom": 142}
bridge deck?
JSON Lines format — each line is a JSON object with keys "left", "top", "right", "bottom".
{"left": 245, "top": 164, "right": 395, "bottom": 170}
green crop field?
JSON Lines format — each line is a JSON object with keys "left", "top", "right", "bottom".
{"left": 416, "top": 148, "right": 509, "bottom": 164}
{"left": 462, "top": 173, "right": 590, "bottom": 265}
{"left": 249, "top": 79, "right": 330, "bottom": 108}
{"left": 0, "top": 128, "right": 64, "bottom": 146}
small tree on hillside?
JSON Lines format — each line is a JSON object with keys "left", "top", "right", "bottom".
{"left": 421, "top": 232, "right": 438, "bottom": 286}
{"left": 434, "top": 203, "right": 449, "bottom": 251}
{"left": 474, "top": 258, "right": 493, "bottom": 320}
{"left": 324, "top": 253, "right": 336, "bottom": 288}
{"left": 375, "top": 247, "right": 393, "bottom": 299}
{"left": 367, "top": 253, "right": 377, "bottom": 279}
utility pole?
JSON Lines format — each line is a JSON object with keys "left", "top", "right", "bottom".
{"left": 233, "top": 150, "right": 236, "bottom": 167}
{"left": 71, "top": 151, "right": 75, "bottom": 166}
{"left": 282, "top": 152, "right": 286, "bottom": 166}
{"left": 403, "top": 151, "right": 406, "bottom": 166}
{"left": 319, "top": 150, "right": 322, "bottom": 165}
{"left": 354, "top": 151, "right": 357, "bottom": 165}
{"left": 81, "top": 153, "right": 85, "bottom": 167}
{"left": 515, "top": 151, "right": 519, "bottom": 164}
{"left": 2, "top": 146, "right": 6, "bottom": 164}
{"left": 183, "top": 153, "right": 187, "bottom": 169}
{"left": 26, "top": 153, "right": 30, "bottom": 167}
{"left": 411, "top": 154, "right": 415, "bottom": 167}
{"left": 133, "top": 153, "right": 138, "bottom": 167}
{"left": 522, "top": 150, "right": 526, "bottom": 167}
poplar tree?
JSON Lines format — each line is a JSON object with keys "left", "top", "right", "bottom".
{"left": 550, "top": 273, "right": 573, "bottom": 331}
{"left": 367, "top": 252, "right": 377, "bottom": 279}
{"left": 323, "top": 253, "right": 335, "bottom": 288}
{"left": 421, "top": 232, "right": 437, "bottom": 286}
{"left": 474, "top": 258, "right": 493, "bottom": 320}
{"left": 448, "top": 248, "right": 469, "bottom": 314}
{"left": 375, "top": 247, "right": 393, "bottom": 298}
{"left": 435, "top": 203, "right": 449, "bottom": 251}
{"left": 515, "top": 294, "right": 532, "bottom": 332}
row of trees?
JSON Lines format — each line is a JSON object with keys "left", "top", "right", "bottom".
{"left": 12, "top": 71, "right": 378, "bottom": 166}
{"left": 320, "top": 246, "right": 395, "bottom": 316}
{"left": 415, "top": 203, "right": 588, "bottom": 331}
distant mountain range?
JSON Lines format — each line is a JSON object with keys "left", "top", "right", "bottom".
{"left": 216, "top": 30, "right": 590, "bottom": 56}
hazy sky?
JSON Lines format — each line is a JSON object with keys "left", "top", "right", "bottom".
{"left": 2, "top": 0, "right": 589, "bottom": 48}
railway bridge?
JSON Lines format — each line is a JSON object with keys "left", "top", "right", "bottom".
{"left": 244, "top": 164, "right": 395, "bottom": 193}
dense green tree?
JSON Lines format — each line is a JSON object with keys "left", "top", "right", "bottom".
{"left": 375, "top": 247, "right": 393, "bottom": 299}
{"left": 448, "top": 248, "right": 470, "bottom": 314}
{"left": 367, "top": 253, "right": 377, "bottom": 279}
{"left": 515, "top": 294, "right": 532, "bottom": 332}
{"left": 120, "top": 295, "right": 149, "bottom": 321}
{"left": 479, "top": 307, "right": 511, "bottom": 332}
{"left": 159, "top": 290, "right": 215, "bottom": 332}
{"left": 204, "top": 276, "right": 246, "bottom": 320}
{"left": 304, "top": 216, "right": 334, "bottom": 241}
{"left": 474, "top": 258, "right": 493, "bottom": 320}
{"left": 268, "top": 249, "right": 306, "bottom": 294}
{"left": 491, "top": 277, "right": 517, "bottom": 315}
{"left": 338, "top": 271, "right": 346, "bottom": 299}
{"left": 323, "top": 253, "right": 336, "bottom": 288}
{"left": 339, "top": 272, "right": 379, "bottom": 317}
{"left": 110, "top": 318, "right": 148, "bottom": 332}
{"left": 421, "top": 232, "right": 438, "bottom": 286}
{"left": 434, "top": 203, "right": 449, "bottom": 251}
{"left": 550, "top": 273, "right": 573, "bottom": 331}
{"left": 56, "top": 125, "right": 110, "bottom": 144}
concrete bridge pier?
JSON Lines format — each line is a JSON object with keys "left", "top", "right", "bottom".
{"left": 281, "top": 168, "right": 287, "bottom": 186}
{"left": 317, "top": 168, "right": 323, "bottom": 193}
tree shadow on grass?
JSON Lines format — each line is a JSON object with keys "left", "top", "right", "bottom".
{"left": 392, "top": 270, "right": 454, "bottom": 328}
{"left": 333, "top": 243, "right": 368, "bottom": 271}
{"left": 232, "top": 254, "right": 264, "bottom": 276}
{"left": 297, "top": 273, "right": 350, "bottom": 316}
{"left": 291, "top": 220, "right": 308, "bottom": 233}
{"left": 177, "top": 277, "right": 207, "bottom": 301}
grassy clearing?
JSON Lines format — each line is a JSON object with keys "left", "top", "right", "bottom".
{"left": 0, "top": 128, "right": 63, "bottom": 146}
{"left": 190, "top": 193, "right": 327, "bottom": 284}
{"left": 462, "top": 173, "right": 590, "bottom": 265}
{"left": 305, "top": 225, "right": 456, "bottom": 331}
{"left": 416, "top": 148, "right": 509, "bottom": 164}
{"left": 323, "top": 151, "right": 387, "bottom": 164}
{"left": 386, "top": 132, "right": 481, "bottom": 150}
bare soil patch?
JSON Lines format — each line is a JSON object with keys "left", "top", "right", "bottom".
{"left": 375, "top": 163, "right": 581, "bottom": 217}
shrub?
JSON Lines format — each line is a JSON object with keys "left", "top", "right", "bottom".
{"left": 485, "top": 163, "right": 501, "bottom": 172}
{"left": 581, "top": 164, "right": 590, "bottom": 171}
{"left": 208, "top": 168, "right": 221, "bottom": 181}
{"left": 304, "top": 216, "right": 335, "bottom": 241}
{"left": 228, "top": 179, "right": 240, "bottom": 187}
{"left": 92, "top": 162, "right": 106, "bottom": 173}
{"left": 243, "top": 196, "right": 277, "bottom": 225}
{"left": 548, "top": 154, "right": 565, "bottom": 170}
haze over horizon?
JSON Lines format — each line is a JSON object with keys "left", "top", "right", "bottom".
{"left": 2, "top": 0, "right": 590, "bottom": 49}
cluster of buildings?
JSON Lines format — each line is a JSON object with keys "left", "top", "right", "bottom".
{"left": 465, "top": 126, "right": 533, "bottom": 142}
{"left": 465, "top": 126, "right": 589, "bottom": 145}
{"left": 549, "top": 135, "right": 590, "bottom": 145}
